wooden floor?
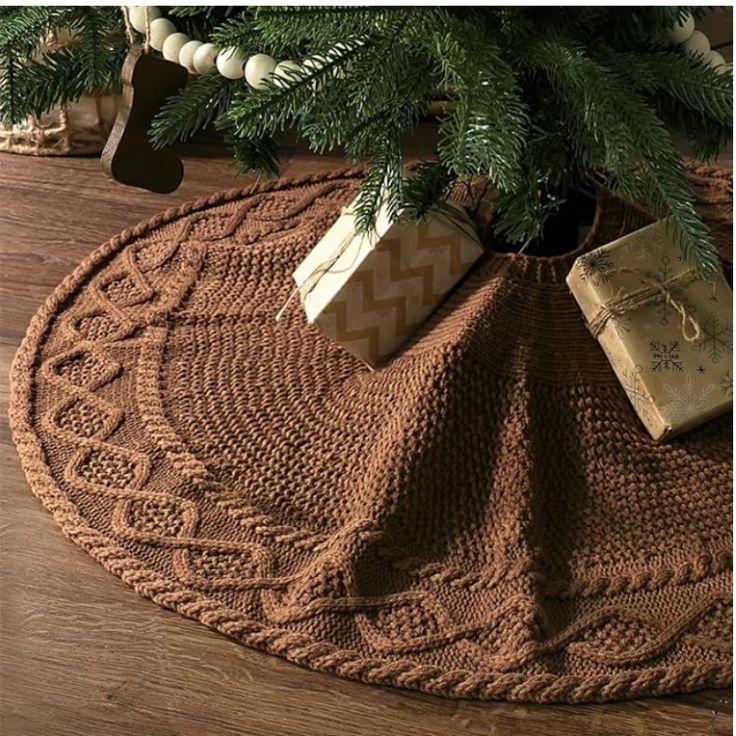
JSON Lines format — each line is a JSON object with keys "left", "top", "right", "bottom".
{"left": 0, "top": 148, "right": 732, "bottom": 736}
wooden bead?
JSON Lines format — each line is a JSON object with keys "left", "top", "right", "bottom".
{"left": 330, "top": 43, "right": 349, "bottom": 79}
{"left": 303, "top": 55, "right": 326, "bottom": 72}
{"left": 708, "top": 50, "right": 728, "bottom": 72}
{"left": 149, "top": 18, "right": 176, "bottom": 52}
{"left": 216, "top": 47, "right": 246, "bottom": 79}
{"left": 178, "top": 40, "right": 202, "bottom": 73}
{"left": 683, "top": 30, "right": 710, "bottom": 58}
{"left": 273, "top": 60, "right": 301, "bottom": 88}
{"left": 193, "top": 43, "right": 219, "bottom": 74}
{"left": 128, "top": 6, "right": 161, "bottom": 34}
{"left": 162, "top": 33, "right": 189, "bottom": 63}
{"left": 665, "top": 13, "right": 695, "bottom": 45}
{"left": 245, "top": 53, "right": 277, "bottom": 90}
{"left": 303, "top": 55, "right": 327, "bottom": 90}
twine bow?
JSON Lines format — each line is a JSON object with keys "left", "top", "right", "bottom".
{"left": 588, "top": 267, "right": 706, "bottom": 343}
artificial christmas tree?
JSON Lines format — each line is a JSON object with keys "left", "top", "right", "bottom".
{"left": 0, "top": 6, "right": 732, "bottom": 270}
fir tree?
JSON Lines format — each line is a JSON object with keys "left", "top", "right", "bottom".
{"left": 0, "top": 6, "right": 731, "bottom": 272}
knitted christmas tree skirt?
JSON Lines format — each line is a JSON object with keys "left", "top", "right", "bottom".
{"left": 10, "top": 167, "right": 732, "bottom": 703}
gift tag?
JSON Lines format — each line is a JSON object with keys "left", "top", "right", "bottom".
{"left": 101, "top": 48, "right": 188, "bottom": 193}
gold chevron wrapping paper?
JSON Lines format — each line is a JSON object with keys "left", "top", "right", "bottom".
{"left": 567, "top": 219, "right": 733, "bottom": 440}
{"left": 293, "top": 199, "right": 484, "bottom": 368}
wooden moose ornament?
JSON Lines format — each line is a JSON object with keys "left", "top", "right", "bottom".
{"left": 102, "top": 48, "right": 188, "bottom": 193}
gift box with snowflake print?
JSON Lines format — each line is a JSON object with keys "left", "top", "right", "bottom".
{"left": 567, "top": 219, "right": 733, "bottom": 440}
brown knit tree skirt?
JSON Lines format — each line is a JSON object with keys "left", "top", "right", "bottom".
{"left": 10, "top": 167, "right": 733, "bottom": 703}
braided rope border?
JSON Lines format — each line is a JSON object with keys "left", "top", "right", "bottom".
{"left": 8, "top": 166, "right": 732, "bottom": 703}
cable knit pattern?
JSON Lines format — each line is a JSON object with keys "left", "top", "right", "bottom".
{"left": 9, "top": 166, "right": 732, "bottom": 703}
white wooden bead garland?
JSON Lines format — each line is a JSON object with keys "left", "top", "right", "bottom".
{"left": 708, "top": 50, "right": 727, "bottom": 71}
{"left": 216, "top": 47, "right": 247, "bottom": 80}
{"left": 664, "top": 14, "right": 695, "bottom": 45}
{"left": 128, "top": 6, "right": 733, "bottom": 87}
{"left": 273, "top": 60, "right": 302, "bottom": 88}
{"left": 162, "top": 32, "right": 189, "bottom": 63}
{"left": 124, "top": 5, "right": 338, "bottom": 89}
{"left": 128, "top": 5, "right": 160, "bottom": 33}
{"left": 663, "top": 12, "right": 731, "bottom": 72}
{"left": 148, "top": 17, "right": 176, "bottom": 53}
{"left": 245, "top": 53, "right": 277, "bottom": 90}
{"left": 178, "top": 40, "right": 202, "bottom": 74}
{"left": 193, "top": 43, "right": 219, "bottom": 75}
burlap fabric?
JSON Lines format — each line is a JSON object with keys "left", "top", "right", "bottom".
{"left": 10, "top": 166, "right": 732, "bottom": 702}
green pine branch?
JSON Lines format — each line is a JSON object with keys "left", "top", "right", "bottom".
{"left": 0, "top": 6, "right": 730, "bottom": 265}
{"left": 220, "top": 40, "right": 367, "bottom": 141}
{"left": 353, "top": 143, "right": 404, "bottom": 233}
{"left": 401, "top": 161, "right": 454, "bottom": 221}
{"left": 228, "top": 130, "right": 280, "bottom": 177}
{"left": 0, "top": 6, "right": 64, "bottom": 56}
{"left": 209, "top": 11, "right": 267, "bottom": 55}
{"left": 526, "top": 39, "right": 720, "bottom": 272}
{"left": 0, "top": 6, "right": 63, "bottom": 122}
{"left": 169, "top": 7, "right": 216, "bottom": 18}
{"left": 598, "top": 47, "right": 732, "bottom": 124}
{"left": 431, "top": 19, "right": 528, "bottom": 192}
{"left": 252, "top": 7, "right": 410, "bottom": 50}
{"left": 1, "top": 6, "right": 123, "bottom": 123}
{"left": 151, "top": 73, "right": 235, "bottom": 148}
{"left": 70, "top": 7, "right": 124, "bottom": 94}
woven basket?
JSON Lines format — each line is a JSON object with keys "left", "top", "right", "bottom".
{"left": 0, "top": 94, "right": 119, "bottom": 156}
{"left": 0, "top": 28, "right": 119, "bottom": 157}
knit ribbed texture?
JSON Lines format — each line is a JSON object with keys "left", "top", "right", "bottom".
{"left": 9, "top": 166, "right": 732, "bottom": 703}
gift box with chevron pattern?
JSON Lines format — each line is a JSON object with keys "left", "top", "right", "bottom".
{"left": 293, "top": 197, "right": 484, "bottom": 368}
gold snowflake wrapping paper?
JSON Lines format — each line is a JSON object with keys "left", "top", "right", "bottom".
{"left": 292, "top": 199, "right": 483, "bottom": 369}
{"left": 567, "top": 219, "right": 733, "bottom": 440}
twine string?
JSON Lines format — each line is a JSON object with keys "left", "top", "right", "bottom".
{"left": 275, "top": 200, "right": 479, "bottom": 322}
{"left": 588, "top": 267, "right": 705, "bottom": 343}
{"left": 121, "top": 6, "right": 136, "bottom": 48}
{"left": 122, "top": 5, "right": 150, "bottom": 53}
{"left": 143, "top": 5, "right": 151, "bottom": 54}
{"left": 275, "top": 213, "right": 357, "bottom": 321}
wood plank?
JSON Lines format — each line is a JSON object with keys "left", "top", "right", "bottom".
{"left": 0, "top": 442, "right": 727, "bottom": 736}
